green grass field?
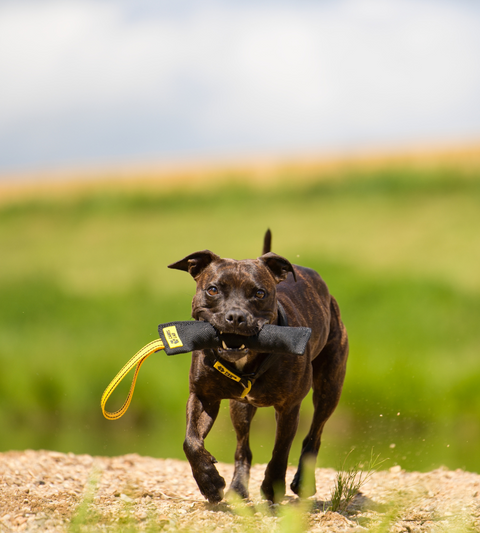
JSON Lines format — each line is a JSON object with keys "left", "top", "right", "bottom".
{"left": 1, "top": 164, "right": 479, "bottom": 472}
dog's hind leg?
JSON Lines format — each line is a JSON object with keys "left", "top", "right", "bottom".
{"left": 183, "top": 392, "right": 226, "bottom": 503}
{"left": 290, "top": 298, "right": 349, "bottom": 497}
{"left": 227, "top": 400, "right": 257, "bottom": 499}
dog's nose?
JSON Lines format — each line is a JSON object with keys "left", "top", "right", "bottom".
{"left": 225, "top": 309, "right": 247, "bottom": 328}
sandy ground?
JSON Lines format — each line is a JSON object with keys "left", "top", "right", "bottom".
{"left": 1, "top": 450, "right": 480, "bottom": 532}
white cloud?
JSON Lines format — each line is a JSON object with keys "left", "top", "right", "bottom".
{"left": 0, "top": 0, "right": 479, "bottom": 171}
{"left": 0, "top": 2, "right": 181, "bottom": 121}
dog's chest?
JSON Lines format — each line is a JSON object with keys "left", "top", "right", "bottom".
{"left": 235, "top": 368, "right": 312, "bottom": 408}
{"left": 235, "top": 388, "right": 273, "bottom": 408}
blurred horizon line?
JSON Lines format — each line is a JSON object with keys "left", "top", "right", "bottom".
{"left": 1, "top": 138, "right": 480, "bottom": 204}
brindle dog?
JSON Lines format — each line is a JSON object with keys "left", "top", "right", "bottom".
{"left": 168, "top": 231, "right": 348, "bottom": 503}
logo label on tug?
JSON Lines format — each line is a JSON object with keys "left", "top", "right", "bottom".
{"left": 163, "top": 326, "right": 183, "bottom": 349}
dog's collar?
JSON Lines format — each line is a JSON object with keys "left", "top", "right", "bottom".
{"left": 205, "top": 300, "right": 288, "bottom": 398}
{"left": 209, "top": 357, "right": 256, "bottom": 398}
{"left": 206, "top": 352, "right": 275, "bottom": 399}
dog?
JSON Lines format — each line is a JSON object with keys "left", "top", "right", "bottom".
{"left": 168, "top": 230, "right": 348, "bottom": 503}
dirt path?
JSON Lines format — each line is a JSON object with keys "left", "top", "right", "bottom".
{"left": 1, "top": 450, "right": 479, "bottom": 532}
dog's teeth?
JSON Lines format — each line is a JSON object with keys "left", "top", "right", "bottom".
{"left": 239, "top": 344, "right": 245, "bottom": 350}
{"left": 222, "top": 341, "right": 228, "bottom": 350}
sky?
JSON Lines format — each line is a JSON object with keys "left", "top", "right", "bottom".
{"left": 1, "top": 0, "right": 480, "bottom": 177}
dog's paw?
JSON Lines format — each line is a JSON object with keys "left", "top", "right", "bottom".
{"left": 206, "top": 484, "right": 225, "bottom": 504}
{"left": 291, "top": 465, "right": 317, "bottom": 498}
{"left": 260, "top": 478, "right": 285, "bottom": 503}
{"left": 193, "top": 465, "right": 226, "bottom": 504}
{"left": 226, "top": 482, "right": 249, "bottom": 501}
{"left": 290, "top": 471, "right": 301, "bottom": 496}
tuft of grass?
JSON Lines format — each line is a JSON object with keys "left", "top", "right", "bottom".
{"left": 329, "top": 449, "right": 386, "bottom": 513}
{"left": 276, "top": 503, "right": 310, "bottom": 533}
{"left": 68, "top": 467, "right": 102, "bottom": 533}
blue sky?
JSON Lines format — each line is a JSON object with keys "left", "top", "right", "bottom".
{"left": 1, "top": 0, "right": 479, "bottom": 176}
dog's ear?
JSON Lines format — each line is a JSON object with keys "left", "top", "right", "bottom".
{"left": 168, "top": 250, "right": 221, "bottom": 279}
{"left": 259, "top": 252, "right": 296, "bottom": 283}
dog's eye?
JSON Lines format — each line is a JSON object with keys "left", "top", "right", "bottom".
{"left": 206, "top": 286, "right": 218, "bottom": 296}
{"left": 255, "top": 289, "right": 266, "bottom": 299}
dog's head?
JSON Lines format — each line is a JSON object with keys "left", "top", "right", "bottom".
{"left": 168, "top": 251, "right": 295, "bottom": 362}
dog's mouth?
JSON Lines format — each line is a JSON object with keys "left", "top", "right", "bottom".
{"left": 196, "top": 316, "right": 264, "bottom": 356}
{"left": 216, "top": 332, "right": 252, "bottom": 355}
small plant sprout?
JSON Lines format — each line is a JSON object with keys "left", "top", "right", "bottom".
{"left": 329, "top": 449, "right": 387, "bottom": 513}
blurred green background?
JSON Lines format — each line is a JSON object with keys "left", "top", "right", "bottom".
{"left": 1, "top": 162, "right": 479, "bottom": 473}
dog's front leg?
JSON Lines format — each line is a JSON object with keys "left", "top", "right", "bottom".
{"left": 228, "top": 400, "right": 257, "bottom": 500}
{"left": 184, "top": 392, "right": 226, "bottom": 503}
{"left": 261, "top": 403, "right": 301, "bottom": 502}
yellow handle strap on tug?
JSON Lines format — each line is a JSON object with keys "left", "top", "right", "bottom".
{"left": 101, "top": 339, "right": 165, "bottom": 420}
{"left": 101, "top": 320, "right": 309, "bottom": 420}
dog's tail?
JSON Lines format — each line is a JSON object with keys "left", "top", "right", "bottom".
{"left": 262, "top": 229, "right": 272, "bottom": 254}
